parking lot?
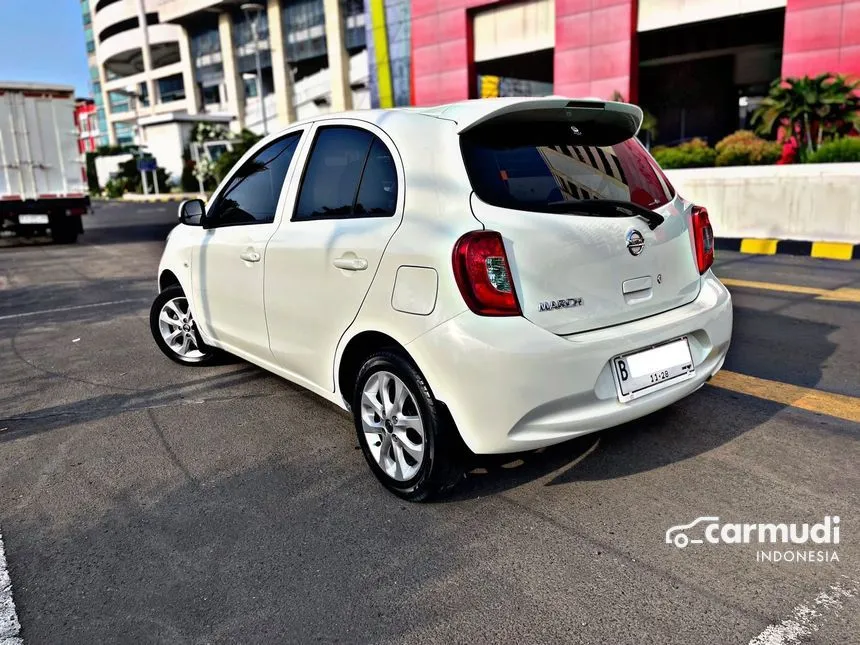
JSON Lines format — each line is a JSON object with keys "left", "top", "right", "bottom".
{"left": 1, "top": 201, "right": 858, "bottom": 644}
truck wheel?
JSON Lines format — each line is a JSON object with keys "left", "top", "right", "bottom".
{"left": 50, "top": 215, "right": 80, "bottom": 244}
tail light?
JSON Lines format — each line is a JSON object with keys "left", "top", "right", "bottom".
{"left": 452, "top": 231, "right": 521, "bottom": 316}
{"left": 691, "top": 205, "right": 714, "bottom": 274}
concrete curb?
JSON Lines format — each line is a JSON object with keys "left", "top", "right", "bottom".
{"left": 121, "top": 193, "right": 208, "bottom": 204}
{"left": 716, "top": 238, "right": 859, "bottom": 261}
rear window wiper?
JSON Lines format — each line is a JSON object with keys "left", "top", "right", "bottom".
{"left": 545, "top": 199, "right": 665, "bottom": 230}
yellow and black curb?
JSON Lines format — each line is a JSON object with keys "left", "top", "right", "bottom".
{"left": 716, "top": 238, "right": 859, "bottom": 261}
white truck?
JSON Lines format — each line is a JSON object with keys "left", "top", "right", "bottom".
{"left": 0, "top": 81, "right": 90, "bottom": 243}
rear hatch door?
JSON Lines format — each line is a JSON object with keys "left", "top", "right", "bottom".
{"left": 460, "top": 99, "right": 701, "bottom": 336}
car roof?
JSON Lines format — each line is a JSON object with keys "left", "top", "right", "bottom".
{"left": 270, "top": 96, "right": 615, "bottom": 137}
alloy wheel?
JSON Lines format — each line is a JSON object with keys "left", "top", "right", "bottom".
{"left": 157, "top": 296, "right": 205, "bottom": 360}
{"left": 360, "top": 370, "right": 426, "bottom": 481}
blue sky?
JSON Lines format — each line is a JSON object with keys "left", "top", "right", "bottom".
{"left": 0, "top": 0, "right": 91, "bottom": 96}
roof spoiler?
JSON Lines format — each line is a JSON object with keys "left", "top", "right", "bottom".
{"left": 452, "top": 97, "right": 643, "bottom": 140}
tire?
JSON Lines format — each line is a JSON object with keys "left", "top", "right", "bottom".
{"left": 353, "top": 351, "right": 464, "bottom": 501}
{"left": 50, "top": 218, "right": 79, "bottom": 244}
{"left": 150, "top": 285, "right": 219, "bottom": 366}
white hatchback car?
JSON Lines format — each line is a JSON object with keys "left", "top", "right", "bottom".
{"left": 151, "top": 97, "right": 732, "bottom": 500}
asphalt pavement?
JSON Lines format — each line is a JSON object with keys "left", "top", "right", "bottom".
{"left": 1, "top": 201, "right": 858, "bottom": 644}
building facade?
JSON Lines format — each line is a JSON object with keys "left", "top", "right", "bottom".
{"left": 83, "top": 0, "right": 859, "bottom": 156}
{"left": 80, "top": 1, "right": 110, "bottom": 148}
{"left": 84, "top": 0, "right": 370, "bottom": 150}
{"left": 74, "top": 98, "right": 101, "bottom": 154}
{"left": 408, "top": 0, "right": 860, "bottom": 144}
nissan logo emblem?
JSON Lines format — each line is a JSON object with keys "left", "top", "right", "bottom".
{"left": 626, "top": 229, "right": 645, "bottom": 256}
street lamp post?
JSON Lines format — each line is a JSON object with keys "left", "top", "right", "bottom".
{"left": 124, "top": 84, "right": 141, "bottom": 146}
{"left": 123, "top": 84, "right": 153, "bottom": 195}
{"left": 241, "top": 3, "right": 268, "bottom": 135}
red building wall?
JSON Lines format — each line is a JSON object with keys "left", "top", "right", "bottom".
{"left": 411, "top": 0, "right": 483, "bottom": 105}
{"left": 554, "top": 0, "right": 638, "bottom": 101}
{"left": 411, "top": 0, "right": 638, "bottom": 105}
{"left": 411, "top": 0, "right": 857, "bottom": 107}
{"left": 782, "top": 0, "right": 860, "bottom": 78}
{"left": 74, "top": 100, "right": 98, "bottom": 154}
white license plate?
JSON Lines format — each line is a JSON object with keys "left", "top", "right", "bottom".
{"left": 18, "top": 214, "right": 49, "bottom": 225}
{"left": 611, "top": 337, "right": 695, "bottom": 402}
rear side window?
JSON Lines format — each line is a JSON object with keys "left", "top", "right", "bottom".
{"left": 294, "top": 126, "right": 398, "bottom": 220}
{"left": 461, "top": 122, "right": 675, "bottom": 212}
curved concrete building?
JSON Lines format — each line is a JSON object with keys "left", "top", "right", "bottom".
{"left": 86, "top": 0, "right": 191, "bottom": 144}
{"left": 83, "top": 0, "right": 368, "bottom": 153}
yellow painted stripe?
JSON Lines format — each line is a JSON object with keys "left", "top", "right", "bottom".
{"left": 369, "top": 0, "right": 394, "bottom": 109}
{"left": 740, "top": 238, "right": 778, "bottom": 255}
{"left": 811, "top": 241, "right": 855, "bottom": 261}
{"left": 816, "top": 288, "right": 860, "bottom": 302}
{"left": 710, "top": 371, "right": 860, "bottom": 423}
{"left": 720, "top": 278, "right": 860, "bottom": 303}
{"left": 480, "top": 75, "right": 500, "bottom": 98}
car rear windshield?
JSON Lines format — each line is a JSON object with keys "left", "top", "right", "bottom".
{"left": 460, "top": 121, "right": 675, "bottom": 212}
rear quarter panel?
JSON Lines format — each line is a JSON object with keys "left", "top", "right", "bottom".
{"left": 335, "top": 114, "right": 479, "bottom": 397}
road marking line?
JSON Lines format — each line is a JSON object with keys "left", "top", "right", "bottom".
{"left": 740, "top": 239, "right": 778, "bottom": 255}
{"left": 811, "top": 241, "right": 855, "bottom": 261}
{"left": 720, "top": 278, "right": 860, "bottom": 303}
{"left": 0, "top": 298, "right": 143, "bottom": 321}
{"left": 710, "top": 371, "right": 860, "bottom": 424}
{"left": 748, "top": 577, "right": 858, "bottom": 645}
{"left": 0, "top": 530, "right": 23, "bottom": 645}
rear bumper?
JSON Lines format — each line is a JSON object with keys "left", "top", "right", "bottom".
{"left": 406, "top": 272, "right": 733, "bottom": 454}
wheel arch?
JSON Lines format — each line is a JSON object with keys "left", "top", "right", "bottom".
{"left": 337, "top": 330, "right": 408, "bottom": 406}
{"left": 159, "top": 269, "right": 181, "bottom": 292}
{"left": 336, "top": 328, "right": 470, "bottom": 459}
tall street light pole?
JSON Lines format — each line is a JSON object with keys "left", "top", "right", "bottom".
{"left": 241, "top": 3, "right": 268, "bottom": 135}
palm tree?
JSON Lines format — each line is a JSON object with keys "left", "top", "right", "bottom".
{"left": 752, "top": 73, "right": 860, "bottom": 156}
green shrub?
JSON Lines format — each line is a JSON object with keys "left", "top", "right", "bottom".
{"left": 84, "top": 152, "right": 100, "bottom": 194}
{"left": 652, "top": 139, "right": 717, "bottom": 169}
{"left": 805, "top": 137, "right": 860, "bottom": 163}
{"left": 212, "top": 129, "right": 263, "bottom": 182}
{"left": 181, "top": 147, "right": 199, "bottom": 193}
{"left": 104, "top": 177, "right": 127, "bottom": 199}
{"left": 714, "top": 130, "right": 781, "bottom": 166}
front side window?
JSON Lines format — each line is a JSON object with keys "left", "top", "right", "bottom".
{"left": 461, "top": 121, "right": 675, "bottom": 212}
{"left": 294, "top": 126, "right": 398, "bottom": 220}
{"left": 209, "top": 132, "right": 302, "bottom": 227}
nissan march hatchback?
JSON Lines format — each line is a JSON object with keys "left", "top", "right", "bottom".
{"left": 151, "top": 97, "right": 733, "bottom": 500}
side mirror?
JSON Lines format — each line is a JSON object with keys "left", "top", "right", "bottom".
{"left": 178, "top": 199, "right": 205, "bottom": 226}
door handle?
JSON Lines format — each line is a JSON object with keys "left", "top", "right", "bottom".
{"left": 240, "top": 250, "right": 261, "bottom": 262}
{"left": 333, "top": 256, "right": 368, "bottom": 271}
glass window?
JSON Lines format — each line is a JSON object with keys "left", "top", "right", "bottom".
{"left": 354, "top": 138, "right": 397, "bottom": 217}
{"left": 157, "top": 74, "right": 185, "bottom": 103}
{"left": 114, "top": 122, "right": 134, "bottom": 145}
{"left": 294, "top": 127, "right": 398, "bottom": 220}
{"left": 209, "top": 133, "right": 302, "bottom": 227}
{"left": 201, "top": 84, "right": 221, "bottom": 105}
{"left": 108, "top": 91, "right": 131, "bottom": 113}
{"left": 460, "top": 121, "right": 675, "bottom": 213}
